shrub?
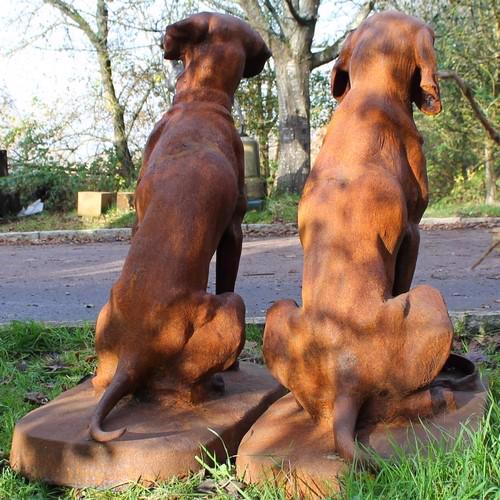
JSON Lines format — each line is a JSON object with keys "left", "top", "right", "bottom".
{"left": 0, "top": 163, "right": 79, "bottom": 212}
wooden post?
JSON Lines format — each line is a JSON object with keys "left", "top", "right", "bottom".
{"left": 0, "top": 150, "right": 7, "bottom": 177}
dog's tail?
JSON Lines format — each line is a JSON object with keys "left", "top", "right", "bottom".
{"left": 333, "top": 394, "right": 373, "bottom": 468}
{"left": 89, "top": 368, "right": 132, "bottom": 442}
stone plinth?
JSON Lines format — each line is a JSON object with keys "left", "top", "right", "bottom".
{"left": 245, "top": 177, "right": 266, "bottom": 200}
{"left": 116, "top": 192, "right": 135, "bottom": 211}
{"left": 10, "top": 362, "right": 286, "bottom": 489}
{"left": 77, "top": 192, "right": 115, "bottom": 217}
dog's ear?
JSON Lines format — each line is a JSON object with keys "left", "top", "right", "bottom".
{"left": 163, "top": 15, "right": 210, "bottom": 60}
{"left": 412, "top": 27, "right": 441, "bottom": 115}
{"left": 243, "top": 36, "right": 272, "bottom": 78}
{"left": 330, "top": 32, "right": 355, "bottom": 102}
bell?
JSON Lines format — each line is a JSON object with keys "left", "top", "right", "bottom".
{"left": 241, "top": 136, "right": 266, "bottom": 202}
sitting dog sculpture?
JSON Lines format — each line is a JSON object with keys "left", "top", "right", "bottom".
{"left": 263, "top": 11, "right": 452, "bottom": 463}
{"left": 90, "top": 12, "right": 271, "bottom": 442}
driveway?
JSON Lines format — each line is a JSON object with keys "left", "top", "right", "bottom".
{"left": 0, "top": 229, "right": 498, "bottom": 323}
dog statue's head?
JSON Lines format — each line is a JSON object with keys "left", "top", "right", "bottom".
{"left": 331, "top": 11, "right": 442, "bottom": 115}
{"left": 162, "top": 12, "right": 271, "bottom": 82}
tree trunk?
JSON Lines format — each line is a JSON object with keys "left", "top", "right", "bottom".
{"left": 274, "top": 55, "right": 311, "bottom": 193}
{"left": 484, "top": 139, "right": 497, "bottom": 204}
{"left": 96, "top": 51, "right": 135, "bottom": 183}
{"left": 210, "top": 0, "right": 373, "bottom": 194}
{"left": 95, "top": 0, "right": 135, "bottom": 184}
{"left": 44, "top": 0, "right": 136, "bottom": 185}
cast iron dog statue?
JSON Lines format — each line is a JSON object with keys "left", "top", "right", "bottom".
{"left": 263, "top": 11, "right": 453, "bottom": 463}
{"left": 89, "top": 12, "right": 271, "bottom": 442}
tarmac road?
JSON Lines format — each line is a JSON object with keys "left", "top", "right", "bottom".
{"left": 0, "top": 229, "right": 498, "bottom": 323}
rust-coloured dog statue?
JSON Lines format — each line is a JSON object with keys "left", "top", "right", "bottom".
{"left": 264, "top": 11, "right": 453, "bottom": 463}
{"left": 90, "top": 12, "right": 271, "bottom": 442}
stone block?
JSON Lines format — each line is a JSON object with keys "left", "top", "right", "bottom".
{"left": 77, "top": 192, "right": 116, "bottom": 217}
{"left": 116, "top": 191, "right": 135, "bottom": 211}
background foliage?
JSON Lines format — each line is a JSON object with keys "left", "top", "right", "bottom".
{"left": 387, "top": 0, "right": 498, "bottom": 205}
{"left": 0, "top": 0, "right": 498, "bottom": 214}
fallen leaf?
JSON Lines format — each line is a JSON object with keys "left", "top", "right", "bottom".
{"left": 224, "top": 480, "right": 246, "bottom": 496}
{"left": 0, "top": 375, "right": 14, "bottom": 385}
{"left": 45, "top": 361, "right": 68, "bottom": 373}
{"left": 44, "top": 354, "right": 68, "bottom": 373}
{"left": 465, "top": 351, "right": 490, "bottom": 364}
{"left": 197, "top": 479, "right": 217, "bottom": 494}
{"left": 24, "top": 392, "right": 49, "bottom": 405}
{"left": 15, "top": 360, "right": 28, "bottom": 372}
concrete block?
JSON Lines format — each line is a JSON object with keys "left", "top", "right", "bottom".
{"left": 116, "top": 192, "right": 135, "bottom": 211}
{"left": 77, "top": 192, "right": 116, "bottom": 217}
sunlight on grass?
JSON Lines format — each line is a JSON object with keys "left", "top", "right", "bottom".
{"left": 1, "top": 196, "right": 498, "bottom": 233}
{"left": 243, "top": 194, "right": 300, "bottom": 224}
{"left": 0, "top": 321, "right": 498, "bottom": 499}
{"left": 424, "top": 202, "right": 500, "bottom": 218}
{"left": 0, "top": 208, "right": 136, "bottom": 233}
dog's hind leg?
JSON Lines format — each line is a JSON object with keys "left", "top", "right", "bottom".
{"left": 263, "top": 299, "right": 300, "bottom": 391}
{"left": 173, "top": 292, "right": 246, "bottom": 392}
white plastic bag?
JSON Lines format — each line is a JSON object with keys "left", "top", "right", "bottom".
{"left": 17, "top": 199, "right": 44, "bottom": 217}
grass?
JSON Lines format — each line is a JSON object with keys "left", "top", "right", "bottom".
{"left": 245, "top": 324, "right": 263, "bottom": 346}
{"left": 424, "top": 202, "right": 500, "bottom": 218}
{"left": 2, "top": 196, "right": 498, "bottom": 234}
{"left": 243, "top": 194, "right": 300, "bottom": 224}
{"left": 0, "top": 208, "right": 136, "bottom": 233}
{"left": 0, "top": 321, "right": 499, "bottom": 499}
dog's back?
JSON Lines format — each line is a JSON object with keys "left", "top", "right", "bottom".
{"left": 124, "top": 100, "right": 243, "bottom": 301}
{"left": 89, "top": 13, "right": 271, "bottom": 442}
{"left": 263, "top": 13, "right": 452, "bottom": 464}
{"left": 300, "top": 11, "right": 442, "bottom": 309}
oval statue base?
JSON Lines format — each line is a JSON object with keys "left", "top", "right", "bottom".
{"left": 10, "top": 362, "right": 286, "bottom": 489}
{"left": 236, "top": 367, "right": 488, "bottom": 499}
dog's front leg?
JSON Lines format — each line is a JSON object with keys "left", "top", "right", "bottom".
{"left": 216, "top": 196, "right": 246, "bottom": 294}
{"left": 393, "top": 224, "right": 420, "bottom": 295}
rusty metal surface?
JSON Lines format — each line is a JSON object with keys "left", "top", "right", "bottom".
{"left": 236, "top": 359, "right": 488, "bottom": 499}
{"left": 10, "top": 362, "right": 285, "bottom": 488}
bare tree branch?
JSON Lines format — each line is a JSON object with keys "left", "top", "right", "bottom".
{"left": 96, "top": 0, "right": 109, "bottom": 45}
{"left": 263, "top": 0, "right": 285, "bottom": 37}
{"left": 310, "top": 0, "right": 374, "bottom": 69}
{"left": 232, "top": 0, "right": 275, "bottom": 40}
{"left": 206, "top": 0, "right": 245, "bottom": 19}
{"left": 438, "top": 70, "right": 499, "bottom": 144}
{"left": 283, "top": 0, "right": 315, "bottom": 26}
{"left": 43, "top": 0, "right": 100, "bottom": 49}
{"left": 126, "top": 84, "right": 155, "bottom": 139}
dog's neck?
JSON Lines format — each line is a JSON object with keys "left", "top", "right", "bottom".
{"left": 172, "top": 87, "right": 233, "bottom": 112}
{"left": 172, "top": 49, "right": 243, "bottom": 112}
{"left": 350, "top": 63, "right": 415, "bottom": 114}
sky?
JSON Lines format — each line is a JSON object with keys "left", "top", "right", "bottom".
{"left": 0, "top": 0, "right": 357, "bottom": 160}
{"left": 0, "top": 0, "right": 355, "bottom": 112}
